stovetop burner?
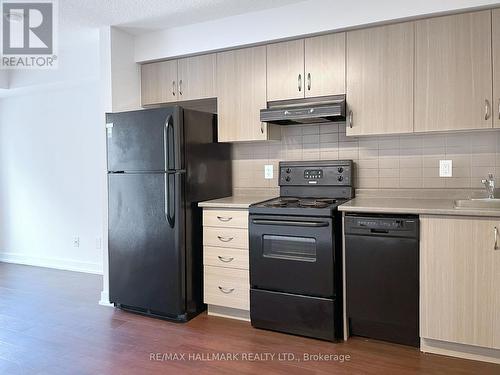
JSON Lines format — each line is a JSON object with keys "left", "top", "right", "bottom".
{"left": 262, "top": 197, "right": 338, "bottom": 209}
{"left": 264, "top": 197, "right": 300, "bottom": 207}
{"left": 298, "top": 198, "right": 336, "bottom": 208}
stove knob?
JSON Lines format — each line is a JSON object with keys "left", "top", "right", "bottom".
{"left": 285, "top": 176, "right": 291, "bottom": 182}
{"left": 337, "top": 176, "right": 344, "bottom": 182}
{"left": 286, "top": 168, "right": 292, "bottom": 173}
{"left": 338, "top": 167, "right": 344, "bottom": 173}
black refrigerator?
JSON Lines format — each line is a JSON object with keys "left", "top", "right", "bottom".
{"left": 106, "top": 106, "right": 231, "bottom": 321}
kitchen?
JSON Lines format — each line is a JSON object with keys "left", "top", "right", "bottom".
{"left": 1, "top": 0, "right": 500, "bottom": 374}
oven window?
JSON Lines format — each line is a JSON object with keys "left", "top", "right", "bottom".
{"left": 262, "top": 235, "right": 317, "bottom": 262}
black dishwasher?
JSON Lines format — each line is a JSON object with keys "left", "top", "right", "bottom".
{"left": 345, "top": 214, "right": 419, "bottom": 347}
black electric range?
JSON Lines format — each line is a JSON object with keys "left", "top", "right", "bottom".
{"left": 248, "top": 160, "right": 354, "bottom": 342}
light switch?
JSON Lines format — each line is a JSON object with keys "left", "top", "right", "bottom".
{"left": 439, "top": 160, "right": 452, "bottom": 177}
{"left": 264, "top": 164, "right": 273, "bottom": 179}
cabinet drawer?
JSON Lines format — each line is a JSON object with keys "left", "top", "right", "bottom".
{"left": 203, "top": 227, "right": 248, "bottom": 249}
{"left": 203, "top": 209, "right": 248, "bottom": 229}
{"left": 204, "top": 266, "right": 249, "bottom": 310}
{"left": 204, "top": 246, "right": 249, "bottom": 270}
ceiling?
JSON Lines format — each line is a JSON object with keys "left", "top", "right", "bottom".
{"left": 59, "top": 0, "right": 306, "bottom": 34}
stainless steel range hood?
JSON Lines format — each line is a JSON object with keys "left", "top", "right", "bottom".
{"left": 260, "top": 95, "right": 346, "bottom": 125}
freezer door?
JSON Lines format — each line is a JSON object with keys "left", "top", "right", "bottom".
{"left": 106, "top": 107, "right": 183, "bottom": 172}
{"left": 108, "top": 172, "right": 185, "bottom": 318}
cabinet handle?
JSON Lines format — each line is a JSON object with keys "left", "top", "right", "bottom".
{"left": 218, "top": 286, "right": 235, "bottom": 294}
{"left": 485, "top": 99, "right": 491, "bottom": 120}
{"left": 495, "top": 227, "right": 499, "bottom": 250}
{"left": 307, "top": 73, "right": 311, "bottom": 91}
{"left": 217, "top": 236, "right": 234, "bottom": 242}
{"left": 217, "top": 256, "right": 234, "bottom": 263}
{"left": 179, "top": 79, "right": 183, "bottom": 96}
{"left": 260, "top": 123, "right": 264, "bottom": 134}
{"left": 217, "top": 216, "right": 232, "bottom": 222}
{"left": 348, "top": 110, "right": 353, "bottom": 128}
{"left": 172, "top": 81, "right": 176, "bottom": 96}
{"left": 298, "top": 74, "right": 302, "bottom": 92}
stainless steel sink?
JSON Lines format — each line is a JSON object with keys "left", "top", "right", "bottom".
{"left": 454, "top": 198, "right": 500, "bottom": 210}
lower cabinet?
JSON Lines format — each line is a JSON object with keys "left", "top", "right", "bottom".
{"left": 420, "top": 215, "right": 500, "bottom": 350}
{"left": 202, "top": 208, "right": 250, "bottom": 320}
{"left": 204, "top": 266, "right": 249, "bottom": 311}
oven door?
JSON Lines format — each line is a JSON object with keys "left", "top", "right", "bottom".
{"left": 249, "top": 214, "right": 334, "bottom": 297}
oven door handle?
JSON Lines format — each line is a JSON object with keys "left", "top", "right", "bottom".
{"left": 251, "top": 219, "right": 329, "bottom": 227}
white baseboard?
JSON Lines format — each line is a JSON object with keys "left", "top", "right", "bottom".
{"left": 99, "top": 290, "right": 113, "bottom": 307}
{"left": 207, "top": 305, "right": 250, "bottom": 322}
{"left": 421, "top": 338, "right": 500, "bottom": 364}
{"left": 0, "top": 252, "right": 103, "bottom": 275}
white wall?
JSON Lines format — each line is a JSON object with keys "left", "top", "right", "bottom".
{"left": 110, "top": 28, "right": 141, "bottom": 111}
{"left": 0, "top": 28, "right": 105, "bottom": 274}
{"left": 134, "top": 0, "right": 500, "bottom": 62}
{"left": 0, "top": 72, "right": 8, "bottom": 89}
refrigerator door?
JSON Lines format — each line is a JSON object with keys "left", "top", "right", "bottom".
{"left": 106, "top": 107, "right": 183, "bottom": 172}
{"left": 108, "top": 172, "right": 186, "bottom": 318}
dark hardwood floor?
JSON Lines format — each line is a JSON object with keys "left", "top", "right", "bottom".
{"left": 0, "top": 263, "right": 499, "bottom": 375}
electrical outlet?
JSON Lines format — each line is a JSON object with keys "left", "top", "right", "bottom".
{"left": 72, "top": 236, "right": 80, "bottom": 248}
{"left": 439, "top": 160, "right": 452, "bottom": 177}
{"left": 264, "top": 164, "right": 273, "bottom": 179}
{"left": 95, "top": 237, "right": 102, "bottom": 250}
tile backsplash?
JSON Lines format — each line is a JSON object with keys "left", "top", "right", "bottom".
{"left": 231, "top": 123, "right": 500, "bottom": 194}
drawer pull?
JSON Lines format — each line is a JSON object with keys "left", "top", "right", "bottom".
{"left": 217, "top": 236, "right": 234, "bottom": 242}
{"left": 217, "top": 256, "right": 234, "bottom": 263}
{"left": 495, "top": 227, "right": 499, "bottom": 251}
{"left": 218, "top": 286, "right": 235, "bottom": 294}
{"left": 217, "top": 216, "right": 233, "bottom": 222}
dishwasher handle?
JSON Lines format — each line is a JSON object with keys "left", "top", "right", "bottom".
{"left": 370, "top": 228, "right": 390, "bottom": 234}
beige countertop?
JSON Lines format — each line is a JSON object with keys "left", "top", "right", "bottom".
{"left": 198, "top": 194, "right": 274, "bottom": 209}
{"left": 338, "top": 197, "right": 500, "bottom": 217}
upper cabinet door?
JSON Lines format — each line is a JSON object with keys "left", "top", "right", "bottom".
{"left": 267, "top": 39, "right": 305, "bottom": 101}
{"left": 141, "top": 60, "right": 178, "bottom": 106}
{"left": 415, "top": 11, "right": 493, "bottom": 132}
{"left": 494, "top": 9, "right": 500, "bottom": 129}
{"left": 304, "top": 33, "right": 345, "bottom": 97}
{"left": 346, "top": 22, "right": 414, "bottom": 136}
{"left": 177, "top": 54, "right": 217, "bottom": 101}
{"left": 217, "top": 46, "right": 277, "bottom": 142}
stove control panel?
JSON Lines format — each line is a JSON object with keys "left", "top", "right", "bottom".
{"left": 279, "top": 160, "right": 353, "bottom": 186}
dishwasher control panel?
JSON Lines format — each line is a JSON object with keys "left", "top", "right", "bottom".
{"left": 357, "top": 219, "right": 407, "bottom": 230}
{"left": 345, "top": 214, "right": 418, "bottom": 237}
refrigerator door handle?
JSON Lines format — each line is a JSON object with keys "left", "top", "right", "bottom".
{"left": 164, "top": 173, "right": 175, "bottom": 228}
{"left": 164, "top": 115, "right": 174, "bottom": 171}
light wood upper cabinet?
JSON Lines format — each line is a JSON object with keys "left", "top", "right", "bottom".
{"left": 420, "top": 215, "right": 497, "bottom": 349}
{"left": 177, "top": 54, "right": 217, "bottom": 101}
{"left": 346, "top": 22, "right": 414, "bottom": 136}
{"left": 304, "top": 33, "right": 345, "bottom": 98}
{"left": 266, "top": 39, "right": 305, "bottom": 101}
{"left": 494, "top": 9, "right": 500, "bottom": 129}
{"left": 415, "top": 11, "right": 493, "bottom": 132}
{"left": 267, "top": 35, "right": 346, "bottom": 102}
{"left": 217, "top": 46, "right": 280, "bottom": 142}
{"left": 141, "top": 60, "right": 178, "bottom": 105}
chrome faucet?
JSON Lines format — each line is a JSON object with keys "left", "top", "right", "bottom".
{"left": 481, "top": 173, "right": 495, "bottom": 199}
